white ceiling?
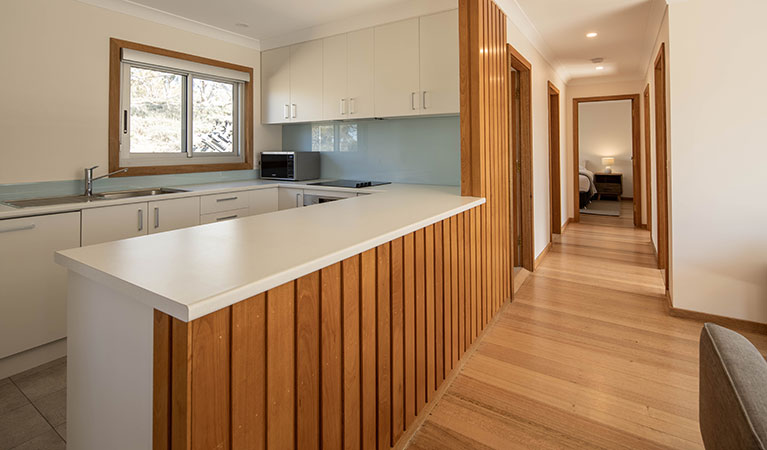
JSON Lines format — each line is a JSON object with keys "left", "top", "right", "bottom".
{"left": 513, "top": 0, "right": 666, "bottom": 84}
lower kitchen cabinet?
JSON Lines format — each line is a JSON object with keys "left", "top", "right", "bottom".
{"left": 249, "top": 188, "right": 278, "bottom": 215}
{"left": 0, "top": 212, "right": 80, "bottom": 358}
{"left": 200, "top": 208, "right": 251, "bottom": 224}
{"left": 82, "top": 202, "right": 148, "bottom": 246}
{"left": 148, "top": 197, "right": 200, "bottom": 234}
{"left": 278, "top": 188, "right": 304, "bottom": 210}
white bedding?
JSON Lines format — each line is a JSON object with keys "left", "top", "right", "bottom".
{"left": 579, "top": 167, "right": 597, "bottom": 196}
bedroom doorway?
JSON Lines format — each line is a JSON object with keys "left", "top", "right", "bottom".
{"left": 572, "top": 94, "right": 641, "bottom": 226}
{"left": 548, "top": 81, "right": 561, "bottom": 238}
{"left": 508, "top": 44, "right": 534, "bottom": 272}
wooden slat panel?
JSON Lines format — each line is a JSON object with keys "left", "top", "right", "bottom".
{"left": 434, "top": 222, "right": 445, "bottom": 384}
{"left": 267, "top": 282, "right": 296, "bottom": 450}
{"left": 471, "top": 208, "right": 478, "bottom": 341}
{"left": 442, "top": 219, "right": 452, "bottom": 375}
{"left": 389, "top": 239, "right": 405, "bottom": 444}
{"left": 450, "top": 215, "right": 459, "bottom": 367}
{"left": 457, "top": 213, "right": 466, "bottom": 354}
{"left": 171, "top": 318, "right": 191, "bottom": 450}
{"left": 414, "top": 229, "right": 426, "bottom": 413}
{"left": 231, "top": 294, "right": 266, "bottom": 450}
{"left": 342, "top": 256, "right": 361, "bottom": 450}
{"left": 191, "top": 307, "right": 231, "bottom": 450}
{"left": 376, "top": 244, "right": 391, "bottom": 450}
{"left": 321, "top": 265, "right": 344, "bottom": 449}
{"left": 425, "top": 225, "right": 436, "bottom": 401}
{"left": 154, "top": 310, "right": 171, "bottom": 450}
{"left": 296, "top": 273, "right": 320, "bottom": 450}
{"left": 360, "top": 249, "right": 377, "bottom": 450}
{"left": 403, "top": 233, "right": 416, "bottom": 427}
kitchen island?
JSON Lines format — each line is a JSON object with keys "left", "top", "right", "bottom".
{"left": 55, "top": 183, "right": 492, "bottom": 450}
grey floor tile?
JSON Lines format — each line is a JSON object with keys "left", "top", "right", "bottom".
{"left": 53, "top": 423, "right": 65, "bottom": 442}
{"left": 0, "top": 379, "right": 29, "bottom": 416}
{"left": 31, "top": 389, "right": 65, "bottom": 427}
{"left": 10, "top": 359, "right": 65, "bottom": 402}
{"left": 9, "top": 429, "right": 65, "bottom": 450}
{"left": 0, "top": 404, "right": 51, "bottom": 450}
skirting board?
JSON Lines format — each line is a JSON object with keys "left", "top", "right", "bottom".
{"left": 561, "top": 217, "right": 572, "bottom": 233}
{"left": 0, "top": 338, "right": 66, "bottom": 379}
{"left": 664, "top": 292, "right": 767, "bottom": 335}
{"left": 533, "top": 242, "right": 552, "bottom": 271}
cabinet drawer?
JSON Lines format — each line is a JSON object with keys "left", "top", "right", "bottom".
{"left": 201, "top": 208, "right": 251, "bottom": 224}
{"left": 200, "top": 191, "right": 249, "bottom": 214}
{"left": 596, "top": 184, "right": 622, "bottom": 194}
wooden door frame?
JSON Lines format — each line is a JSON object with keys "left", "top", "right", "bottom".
{"left": 643, "top": 84, "right": 652, "bottom": 234}
{"left": 654, "top": 43, "right": 670, "bottom": 287}
{"left": 548, "top": 81, "right": 561, "bottom": 237}
{"left": 572, "top": 94, "right": 641, "bottom": 225}
{"left": 507, "top": 44, "right": 534, "bottom": 271}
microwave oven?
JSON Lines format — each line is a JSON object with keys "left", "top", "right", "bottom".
{"left": 260, "top": 152, "right": 320, "bottom": 181}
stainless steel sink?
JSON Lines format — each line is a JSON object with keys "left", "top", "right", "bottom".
{"left": 3, "top": 188, "right": 188, "bottom": 208}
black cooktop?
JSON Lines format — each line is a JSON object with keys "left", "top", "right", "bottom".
{"left": 308, "top": 180, "right": 391, "bottom": 188}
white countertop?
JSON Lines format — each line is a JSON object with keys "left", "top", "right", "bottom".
{"left": 54, "top": 182, "right": 483, "bottom": 321}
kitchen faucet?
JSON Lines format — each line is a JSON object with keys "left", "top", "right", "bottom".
{"left": 84, "top": 166, "right": 128, "bottom": 196}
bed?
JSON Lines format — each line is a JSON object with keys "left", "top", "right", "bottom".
{"left": 579, "top": 167, "right": 597, "bottom": 208}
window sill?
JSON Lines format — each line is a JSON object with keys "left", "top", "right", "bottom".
{"left": 109, "top": 161, "right": 253, "bottom": 177}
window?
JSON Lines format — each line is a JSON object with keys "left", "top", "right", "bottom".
{"left": 109, "top": 39, "right": 254, "bottom": 175}
{"left": 311, "top": 123, "right": 358, "bottom": 153}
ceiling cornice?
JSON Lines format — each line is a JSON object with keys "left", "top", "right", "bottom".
{"left": 76, "top": 0, "right": 261, "bottom": 50}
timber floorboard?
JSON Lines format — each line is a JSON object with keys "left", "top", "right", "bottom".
{"left": 407, "top": 204, "right": 767, "bottom": 450}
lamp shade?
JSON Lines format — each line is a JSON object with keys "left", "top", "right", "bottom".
{"left": 602, "top": 157, "right": 615, "bottom": 166}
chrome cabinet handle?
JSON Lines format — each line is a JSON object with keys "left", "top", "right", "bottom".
{"left": 283, "top": 104, "right": 289, "bottom": 120}
{"left": 340, "top": 98, "right": 346, "bottom": 115}
{"left": 411, "top": 92, "right": 416, "bottom": 110}
{"left": 349, "top": 98, "right": 355, "bottom": 115}
{"left": 0, "top": 224, "right": 35, "bottom": 234}
{"left": 216, "top": 215, "right": 238, "bottom": 222}
{"left": 291, "top": 104, "right": 297, "bottom": 118}
{"left": 154, "top": 207, "right": 159, "bottom": 229}
{"left": 422, "top": 91, "right": 428, "bottom": 110}
{"left": 216, "top": 197, "right": 238, "bottom": 202}
{"left": 295, "top": 193, "right": 300, "bottom": 207}
{"left": 138, "top": 209, "right": 143, "bottom": 232}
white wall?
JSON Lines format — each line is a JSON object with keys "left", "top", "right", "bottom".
{"left": 577, "top": 100, "right": 634, "bottom": 196}
{"left": 0, "top": 0, "right": 281, "bottom": 184}
{"left": 666, "top": 0, "right": 767, "bottom": 322}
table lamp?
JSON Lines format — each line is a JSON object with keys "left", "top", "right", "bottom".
{"left": 602, "top": 157, "right": 615, "bottom": 174}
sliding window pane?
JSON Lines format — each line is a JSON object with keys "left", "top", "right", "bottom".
{"left": 129, "top": 67, "right": 183, "bottom": 153}
{"left": 192, "top": 78, "right": 234, "bottom": 153}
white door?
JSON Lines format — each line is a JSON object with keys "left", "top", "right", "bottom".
{"left": 148, "top": 197, "right": 200, "bottom": 234}
{"left": 81, "top": 203, "right": 148, "bottom": 246}
{"left": 347, "top": 28, "right": 375, "bottom": 119}
{"left": 0, "top": 212, "right": 80, "bottom": 358}
{"left": 250, "top": 188, "right": 279, "bottom": 215}
{"left": 278, "top": 188, "right": 304, "bottom": 210}
{"left": 419, "top": 9, "right": 459, "bottom": 115}
{"left": 323, "top": 34, "right": 348, "bottom": 121}
{"left": 290, "top": 40, "right": 324, "bottom": 122}
{"left": 374, "top": 18, "right": 421, "bottom": 117}
{"left": 262, "top": 47, "right": 291, "bottom": 124}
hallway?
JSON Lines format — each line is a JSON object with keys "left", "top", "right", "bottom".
{"left": 407, "top": 212, "right": 767, "bottom": 449}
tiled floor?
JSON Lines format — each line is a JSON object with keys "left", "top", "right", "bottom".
{"left": 0, "top": 358, "right": 66, "bottom": 450}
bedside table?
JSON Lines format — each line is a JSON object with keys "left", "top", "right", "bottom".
{"left": 594, "top": 173, "right": 623, "bottom": 201}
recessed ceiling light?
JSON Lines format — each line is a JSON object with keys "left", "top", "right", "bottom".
{"left": 596, "top": 66, "right": 605, "bottom": 71}
{"left": 586, "top": 32, "right": 598, "bottom": 38}
{"left": 235, "top": 22, "right": 249, "bottom": 28}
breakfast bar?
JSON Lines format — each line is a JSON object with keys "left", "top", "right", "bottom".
{"left": 55, "top": 184, "right": 495, "bottom": 450}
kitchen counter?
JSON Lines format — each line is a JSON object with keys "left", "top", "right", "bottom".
{"left": 55, "top": 182, "right": 483, "bottom": 321}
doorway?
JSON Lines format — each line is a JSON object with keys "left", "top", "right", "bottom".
{"left": 507, "top": 44, "right": 533, "bottom": 272}
{"left": 572, "top": 94, "right": 641, "bottom": 226}
{"left": 654, "top": 43, "right": 670, "bottom": 288}
{"left": 548, "top": 81, "right": 561, "bottom": 237}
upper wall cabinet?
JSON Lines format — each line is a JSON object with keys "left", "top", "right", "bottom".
{"left": 261, "top": 9, "right": 458, "bottom": 124}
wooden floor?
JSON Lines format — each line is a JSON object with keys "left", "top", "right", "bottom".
{"left": 407, "top": 204, "right": 767, "bottom": 449}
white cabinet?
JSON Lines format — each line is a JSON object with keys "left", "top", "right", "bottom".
{"left": 82, "top": 203, "right": 147, "bottom": 246}
{"left": 250, "top": 188, "right": 279, "bottom": 215}
{"left": 261, "top": 47, "right": 291, "bottom": 124}
{"left": 278, "top": 188, "right": 304, "bottom": 210}
{"left": 200, "top": 191, "right": 249, "bottom": 215}
{"left": 347, "top": 28, "right": 375, "bottom": 119}
{"left": 0, "top": 212, "right": 80, "bottom": 358}
{"left": 323, "top": 34, "right": 348, "bottom": 121}
{"left": 148, "top": 197, "right": 200, "bottom": 234}
{"left": 419, "top": 10, "right": 459, "bottom": 115}
{"left": 201, "top": 208, "right": 251, "bottom": 224}
{"left": 374, "top": 18, "right": 421, "bottom": 117}
{"left": 290, "top": 40, "right": 324, "bottom": 122}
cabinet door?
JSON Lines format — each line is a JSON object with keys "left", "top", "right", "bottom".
{"left": 148, "top": 197, "right": 200, "bottom": 234}
{"left": 82, "top": 203, "right": 148, "bottom": 246}
{"left": 374, "top": 18, "right": 420, "bottom": 117}
{"left": 250, "top": 188, "right": 279, "bottom": 215}
{"left": 419, "top": 9, "right": 459, "bottom": 115}
{"left": 278, "top": 188, "right": 304, "bottom": 210}
{"left": 0, "top": 212, "right": 80, "bottom": 358}
{"left": 290, "top": 40, "right": 324, "bottom": 122}
{"left": 347, "top": 28, "right": 375, "bottom": 119}
{"left": 323, "top": 34, "right": 348, "bottom": 121}
{"left": 262, "top": 47, "right": 291, "bottom": 124}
